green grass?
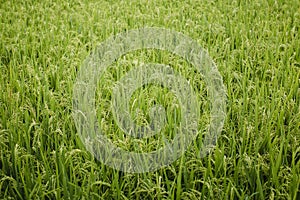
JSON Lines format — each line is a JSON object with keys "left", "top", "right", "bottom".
{"left": 0, "top": 0, "right": 300, "bottom": 199}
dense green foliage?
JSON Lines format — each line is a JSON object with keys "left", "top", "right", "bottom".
{"left": 0, "top": 0, "right": 299, "bottom": 199}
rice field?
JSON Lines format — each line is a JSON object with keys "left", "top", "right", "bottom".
{"left": 0, "top": 0, "right": 299, "bottom": 199}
